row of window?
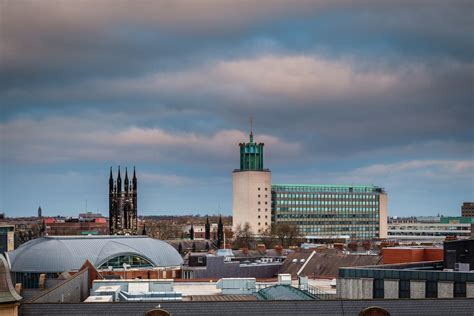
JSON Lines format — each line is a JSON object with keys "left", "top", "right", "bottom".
{"left": 300, "top": 226, "right": 378, "bottom": 232}
{"left": 272, "top": 186, "right": 382, "bottom": 193}
{"left": 277, "top": 220, "right": 379, "bottom": 229}
{"left": 274, "top": 193, "right": 378, "bottom": 200}
{"left": 277, "top": 214, "right": 379, "bottom": 220}
{"left": 275, "top": 200, "right": 379, "bottom": 206}
{"left": 276, "top": 207, "right": 380, "bottom": 213}
{"left": 285, "top": 220, "right": 379, "bottom": 225}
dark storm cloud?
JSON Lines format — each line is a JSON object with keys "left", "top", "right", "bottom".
{"left": 1, "top": 0, "right": 472, "bottom": 92}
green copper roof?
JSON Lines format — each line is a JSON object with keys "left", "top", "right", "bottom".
{"left": 238, "top": 130, "right": 265, "bottom": 171}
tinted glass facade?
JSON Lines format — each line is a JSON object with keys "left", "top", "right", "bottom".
{"left": 272, "top": 184, "right": 386, "bottom": 239}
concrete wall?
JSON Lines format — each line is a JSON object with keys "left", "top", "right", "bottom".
{"left": 466, "top": 282, "right": 474, "bottom": 298}
{"left": 382, "top": 248, "right": 443, "bottom": 264}
{"left": 437, "top": 281, "right": 453, "bottom": 298}
{"left": 337, "top": 277, "right": 373, "bottom": 299}
{"left": 379, "top": 194, "right": 388, "bottom": 239}
{"left": 31, "top": 270, "right": 89, "bottom": 303}
{"left": 384, "top": 279, "right": 399, "bottom": 299}
{"left": 92, "top": 279, "right": 174, "bottom": 293}
{"left": 232, "top": 171, "right": 272, "bottom": 234}
{"left": 410, "top": 280, "right": 426, "bottom": 299}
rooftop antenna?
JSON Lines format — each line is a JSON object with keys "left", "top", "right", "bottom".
{"left": 249, "top": 116, "right": 253, "bottom": 143}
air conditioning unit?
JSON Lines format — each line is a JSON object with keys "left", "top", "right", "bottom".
{"left": 454, "top": 263, "right": 470, "bottom": 272}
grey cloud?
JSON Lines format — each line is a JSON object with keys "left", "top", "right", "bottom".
{"left": 1, "top": 0, "right": 472, "bottom": 93}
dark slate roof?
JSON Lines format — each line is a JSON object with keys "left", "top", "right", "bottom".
{"left": 278, "top": 250, "right": 382, "bottom": 278}
{"left": 7, "top": 236, "right": 183, "bottom": 273}
{"left": 0, "top": 255, "right": 22, "bottom": 303}
{"left": 19, "top": 299, "right": 474, "bottom": 316}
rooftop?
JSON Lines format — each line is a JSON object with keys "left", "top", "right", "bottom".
{"left": 0, "top": 255, "right": 22, "bottom": 303}
{"left": 6, "top": 235, "right": 183, "bottom": 273}
{"left": 272, "top": 184, "right": 385, "bottom": 193}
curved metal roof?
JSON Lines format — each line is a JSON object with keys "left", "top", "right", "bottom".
{"left": 6, "top": 236, "right": 183, "bottom": 273}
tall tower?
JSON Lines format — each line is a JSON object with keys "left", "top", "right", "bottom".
{"left": 232, "top": 123, "right": 271, "bottom": 234}
{"left": 109, "top": 166, "right": 138, "bottom": 235}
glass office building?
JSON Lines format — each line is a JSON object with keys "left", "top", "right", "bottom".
{"left": 271, "top": 184, "right": 388, "bottom": 240}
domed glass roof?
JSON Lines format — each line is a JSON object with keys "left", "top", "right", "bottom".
{"left": 6, "top": 236, "right": 183, "bottom": 273}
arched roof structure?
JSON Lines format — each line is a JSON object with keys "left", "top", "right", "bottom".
{"left": 6, "top": 236, "right": 183, "bottom": 273}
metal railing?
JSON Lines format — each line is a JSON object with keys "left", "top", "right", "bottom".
{"left": 303, "top": 284, "right": 337, "bottom": 300}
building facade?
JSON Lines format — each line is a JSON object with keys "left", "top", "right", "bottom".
{"left": 462, "top": 202, "right": 474, "bottom": 217}
{"left": 0, "top": 225, "right": 15, "bottom": 253}
{"left": 109, "top": 167, "right": 138, "bottom": 235}
{"left": 232, "top": 128, "right": 387, "bottom": 239}
{"left": 387, "top": 218, "right": 472, "bottom": 241}
{"left": 232, "top": 130, "right": 272, "bottom": 234}
{"left": 272, "top": 184, "right": 388, "bottom": 240}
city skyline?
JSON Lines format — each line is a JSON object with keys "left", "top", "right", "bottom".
{"left": 1, "top": 1, "right": 473, "bottom": 217}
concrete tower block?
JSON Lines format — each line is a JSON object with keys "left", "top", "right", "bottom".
{"left": 232, "top": 170, "right": 271, "bottom": 234}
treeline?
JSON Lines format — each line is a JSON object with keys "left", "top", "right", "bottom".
{"left": 141, "top": 214, "right": 232, "bottom": 226}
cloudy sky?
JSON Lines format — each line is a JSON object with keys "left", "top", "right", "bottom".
{"left": 1, "top": 1, "right": 473, "bottom": 217}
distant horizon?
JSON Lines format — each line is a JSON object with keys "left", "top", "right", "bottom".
{"left": 1, "top": 207, "right": 465, "bottom": 219}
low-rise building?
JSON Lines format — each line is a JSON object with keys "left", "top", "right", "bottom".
{"left": 461, "top": 202, "right": 474, "bottom": 217}
{"left": 5, "top": 236, "right": 183, "bottom": 288}
{"left": 387, "top": 220, "right": 471, "bottom": 241}
{"left": 0, "top": 225, "right": 15, "bottom": 253}
{"left": 337, "top": 238, "right": 474, "bottom": 300}
{"left": 181, "top": 252, "right": 282, "bottom": 279}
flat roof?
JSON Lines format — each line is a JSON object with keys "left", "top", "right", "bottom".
{"left": 273, "top": 184, "right": 381, "bottom": 189}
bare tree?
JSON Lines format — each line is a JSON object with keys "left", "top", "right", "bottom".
{"left": 259, "top": 227, "right": 276, "bottom": 249}
{"left": 233, "top": 222, "right": 252, "bottom": 249}
{"left": 147, "top": 221, "right": 183, "bottom": 240}
{"left": 272, "top": 223, "right": 300, "bottom": 248}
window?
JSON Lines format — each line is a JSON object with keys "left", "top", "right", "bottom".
{"left": 454, "top": 282, "right": 466, "bottom": 298}
{"left": 426, "top": 281, "right": 438, "bottom": 298}
{"left": 373, "top": 279, "right": 384, "bottom": 298}
{"left": 258, "top": 187, "right": 261, "bottom": 191}
{"left": 399, "top": 280, "right": 410, "bottom": 298}
{"left": 258, "top": 222, "right": 261, "bottom": 226}
{"left": 98, "top": 255, "right": 153, "bottom": 269}
{"left": 258, "top": 195, "right": 261, "bottom": 198}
